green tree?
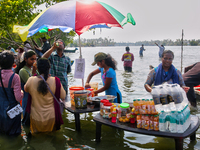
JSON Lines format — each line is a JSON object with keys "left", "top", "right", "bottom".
{"left": 0, "top": 0, "right": 75, "bottom": 51}
{"left": 189, "top": 40, "right": 199, "bottom": 46}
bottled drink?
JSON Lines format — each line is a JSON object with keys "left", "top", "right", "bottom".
{"left": 153, "top": 115, "right": 159, "bottom": 131}
{"left": 160, "top": 86, "right": 170, "bottom": 112}
{"left": 146, "top": 99, "right": 151, "bottom": 114}
{"left": 169, "top": 111, "right": 177, "bottom": 133}
{"left": 111, "top": 108, "right": 117, "bottom": 123}
{"left": 141, "top": 99, "right": 147, "bottom": 114}
{"left": 149, "top": 115, "right": 154, "bottom": 130}
{"left": 159, "top": 111, "right": 167, "bottom": 132}
{"left": 179, "top": 87, "right": 189, "bottom": 109}
{"left": 145, "top": 115, "right": 150, "bottom": 130}
{"left": 176, "top": 111, "right": 184, "bottom": 133}
{"left": 150, "top": 99, "right": 157, "bottom": 115}
{"left": 134, "top": 99, "right": 139, "bottom": 114}
{"left": 137, "top": 114, "right": 142, "bottom": 128}
{"left": 171, "top": 84, "right": 183, "bottom": 111}
{"left": 130, "top": 108, "right": 136, "bottom": 124}
{"left": 137, "top": 99, "right": 142, "bottom": 114}
{"left": 141, "top": 114, "right": 145, "bottom": 129}
{"left": 165, "top": 84, "right": 176, "bottom": 111}
{"left": 151, "top": 86, "right": 162, "bottom": 113}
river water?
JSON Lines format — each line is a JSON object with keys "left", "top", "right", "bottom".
{"left": 0, "top": 46, "right": 199, "bottom": 150}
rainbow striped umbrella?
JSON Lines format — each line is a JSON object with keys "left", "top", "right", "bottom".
{"left": 13, "top": 0, "right": 135, "bottom": 42}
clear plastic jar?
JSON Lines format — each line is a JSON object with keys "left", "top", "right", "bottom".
{"left": 100, "top": 99, "right": 109, "bottom": 116}
{"left": 119, "top": 103, "right": 130, "bottom": 122}
{"left": 102, "top": 102, "right": 112, "bottom": 119}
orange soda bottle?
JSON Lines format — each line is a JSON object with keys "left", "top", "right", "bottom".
{"left": 146, "top": 99, "right": 151, "bottom": 114}
{"left": 134, "top": 100, "right": 139, "bottom": 114}
{"left": 150, "top": 99, "right": 157, "bottom": 115}
{"left": 153, "top": 115, "right": 159, "bottom": 131}
{"left": 144, "top": 115, "right": 150, "bottom": 130}
{"left": 141, "top": 114, "right": 145, "bottom": 129}
{"left": 136, "top": 114, "right": 142, "bottom": 128}
{"left": 149, "top": 115, "right": 154, "bottom": 130}
{"left": 137, "top": 99, "right": 142, "bottom": 114}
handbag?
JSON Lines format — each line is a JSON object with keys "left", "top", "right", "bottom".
{"left": 40, "top": 75, "right": 65, "bottom": 114}
{"left": 0, "top": 70, "right": 23, "bottom": 119}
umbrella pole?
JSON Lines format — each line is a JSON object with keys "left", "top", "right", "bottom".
{"left": 79, "top": 35, "right": 84, "bottom": 87}
{"left": 181, "top": 29, "right": 184, "bottom": 73}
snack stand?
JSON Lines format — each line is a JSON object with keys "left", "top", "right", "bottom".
{"left": 93, "top": 110, "right": 199, "bottom": 150}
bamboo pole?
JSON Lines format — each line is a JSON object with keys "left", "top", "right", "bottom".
{"left": 181, "top": 29, "right": 184, "bottom": 73}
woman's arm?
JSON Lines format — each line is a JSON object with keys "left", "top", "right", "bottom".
{"left": 13, "top": 74, "right": 24, "bottom": 102}
{"left": 85, "top": 68, "right": 100, "bottom": 88}
{"left": 94, "top": 77, "right": 112, "bottom": 94}
{"left": 144, "top": 84, "right": 152, "bottom": 93}
{"left": 144, "top": 69, "right": 155, "bottom": 92}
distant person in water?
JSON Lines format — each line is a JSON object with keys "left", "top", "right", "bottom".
{"left": 139, "top": 44, "right": 145, "bottom": 57}
{"left": 155, "top": 42, "right": 165, "bottom": 58}
{"left": 121, "top": 46, "right": 134, "bottom": 72}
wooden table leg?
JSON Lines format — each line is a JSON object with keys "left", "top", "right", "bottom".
{"left": 74, "top": 113, "right": 80, "bottom": 131}
{"left": 190, "top": 132, "right": 196, "bottom": 141}
{"left": 96, "top": 122, "right": 102, "bottom": 142}
{"left": 175, "top": 138, "right": 183, "bottom": 150}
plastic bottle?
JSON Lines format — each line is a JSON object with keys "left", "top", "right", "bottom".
{"left": 130, "top": 108, "right": 136, "bottom": 123}
{"left": 171, "top": 84, "right": 183, "bottom": 111}
{"left": 146, "top": 99, "right": 151, "bottom": 114}
{"left": 145, "top": 115, "right": 150, "bottom": 130}
{"left": 151, "top": 86, "right": 162, "bottom": 113}
{"left": 179, "top": 87, "right": 189, "bottom": 109}
{"left": 134, "top": 99, "right": 139, "bottom": 114}
{"left": 159, "top": 86, "right": 170, "bottom": 112}
{"left": 117, "top": 105, "right": 121, "bottom": 119}
{"left": 137, "top": 114, "right": 142, "bottom": 128}
{"left": 150, "top": 99, "right": 157, "bottom": 115}
{"left": 159, "top": 111, "right": 167, "bottom": 132}
{"left": 141, "top": 99, "right": 147, "bottom": 114}
{"left": 141, "top": 114, "right": 145, "bottom": 129}
{"left": 149, "top": 115, "right": 154, "bottom": 130}
{"left": 153, "top": 115, "right": 159, "bottom": 131}
{"left": 165, "top": 84, "right": 176, "bottom": 111}
{"left": 111, "top": 108, "right": 117, "bottom": 123}
{"left": 169, "top": 111, "right": 177, "bottom": 133}
{"left": 176, "top": 111, "right": 184, "bottom": 133}
{"left": 137, "top": 99, "right": 142, "bottom": 114}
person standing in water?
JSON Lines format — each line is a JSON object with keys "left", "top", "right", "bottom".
{"left": 139, "top": 44, "right": 145, "bottom": 57}
{"left": 155, "top": 42, "right": 165, "bottom": 58}
{"left": 85, "top": 52, "right": 122, "bottom": 103}
{"left": 121, "top": 46, "right": 134, "bottom": 72}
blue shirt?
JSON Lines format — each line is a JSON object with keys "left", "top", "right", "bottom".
{"left": 99, "top": 67, "right": 122, "bottom": 103}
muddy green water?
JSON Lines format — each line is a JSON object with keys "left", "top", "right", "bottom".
{"left": 0, "top": 46, "right": 199, "bottom": 150}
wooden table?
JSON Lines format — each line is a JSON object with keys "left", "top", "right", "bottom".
{"left": 93, "top": 114, "right": 200, "bottom": 150}
{"left": 65, "top": 104, "right": 100, "bottom": 131}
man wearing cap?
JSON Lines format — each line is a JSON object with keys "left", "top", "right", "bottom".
{"left": 35, "top": 37, "right": 51, "bottom": 57}
{"left": 42, "top": 39, "right": 71, "bottom": 101}
{"left": 121, "top": 46, "right": 134, "bottom": 72}
{"left": 85, "top": 52, "right": 122, "bottom": 103}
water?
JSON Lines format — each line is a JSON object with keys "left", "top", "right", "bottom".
{"left": 0, "top": 46, "right": 200, "bottom": 149}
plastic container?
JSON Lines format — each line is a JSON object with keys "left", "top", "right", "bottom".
{"left": 69, "top": 86, "right": 84, "bottom": 106}
{"left": 100, "top": 99, "right": 109, "bottom": 116}
{"left": 74, "top": 90, "right": 88, "bottom": 109}
{"left": 86, "top": 88, "right": 94, "bottom": 98}
{"left": 89, "top": 82, "right": 98, "bottom": 96}
{"left": 154, "top": 115, "right": 159, "bottom": 131}
{"left": 119, "top": 103, "right": 130, "bottom": 122}
{"left": 130, "top": 108, "right": 136, "bottom": 124}
{"left": 149, "top": 115, "right": 154, "bottom": 130}
{"left": 111, "top": 108, "right": 117, "bottom": 123}
{"left": 102, "top": 102, "right": 112, "bottom": 119}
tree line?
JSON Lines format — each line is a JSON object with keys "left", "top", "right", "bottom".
{"left": 71, "top": 38, "right": 200, "bottom": 47}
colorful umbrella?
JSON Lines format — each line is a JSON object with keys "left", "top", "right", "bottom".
{"left": 13, "top": 0, "right": 135, "bottom": 42}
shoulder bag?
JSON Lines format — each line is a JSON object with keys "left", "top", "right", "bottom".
{"left": 40, "top": 75, "right": 65, "bottom": 114}
{"left": 0, "top": 70, "right": 23, "bottom": 119}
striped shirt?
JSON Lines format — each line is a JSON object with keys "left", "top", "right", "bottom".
{"left": 48, "top": 52, "right": 71, "bottom": 92}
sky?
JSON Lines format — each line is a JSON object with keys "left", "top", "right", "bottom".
{"left": 73, "top": 0, "right": 200, "bottom": 42}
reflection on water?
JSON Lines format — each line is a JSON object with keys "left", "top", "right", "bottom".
{"left": 0, "top": 46, "right": 199, "bottom": 150}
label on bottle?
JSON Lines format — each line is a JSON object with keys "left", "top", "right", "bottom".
{"left": 160, "top": 96, "right": 168, "bottom": 105}
{"left": 173, "top": 95, "right": 182, "bottom": 104}
{"left": 137, "top": 120, "right": 142, "bottom": 128}
{"left": 153, "top": 95, "right": 161, "bottom": 105}
{"left": 167, "top": 95, "right": 174, "bottom": 103}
